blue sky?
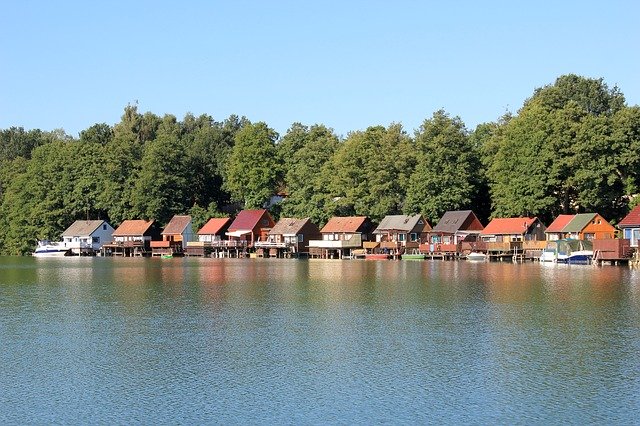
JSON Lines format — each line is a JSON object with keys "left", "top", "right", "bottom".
{"left": 1, "top": 1, "right": 638, "bottom": 138}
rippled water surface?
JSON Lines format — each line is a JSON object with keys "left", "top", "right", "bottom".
{"left": 1, "top": 257, "right": 639, "bottom": 424}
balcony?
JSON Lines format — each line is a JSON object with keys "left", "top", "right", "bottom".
{"left": 308, "top": 234, "right": 363, "bottom": 249}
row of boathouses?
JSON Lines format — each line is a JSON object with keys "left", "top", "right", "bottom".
{"left": 44, "top": 205, "right": 640, "bottom": 264}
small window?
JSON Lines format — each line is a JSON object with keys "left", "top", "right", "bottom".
{"left": 298, "top": 234, "right": 304, "bottom": 242}
{"left": 398, "top": 234, "right": 406, "bottom": 242}
{"left": 103, "top": 224, "right": 107, "bottom": 230}
{"left": 262, "top": 219, "right": 268, "bottom": 226}
{"left": 93, "top": 237, "right": 100, "bottom": 243}
{"left": 410, "top": 233, "right": 418, "bottom": 242}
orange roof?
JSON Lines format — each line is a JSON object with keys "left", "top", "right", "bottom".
{"left": 545, "top": 214, "right": 574, "bottom": 233}
{"left": 619, "top": 205, "right": 640, "bottom": 227}
{"left": 481, "top": 217, "right": 537, "bottom": 235}
{"left": 321, "top": 216, "right": 368, "bottom": 233}
{"left": 198, "top": 217, "right": 231, "bottom": 235}
{"left": 113, "top": 219, "right": 155, "bottom": 236}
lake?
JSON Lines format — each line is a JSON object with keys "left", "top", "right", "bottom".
{"left": 1, "top": 257, "right": 639, "bottom": 424}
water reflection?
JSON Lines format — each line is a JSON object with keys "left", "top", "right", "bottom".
{"left": 1, "top": 257, "right": 639, "bottom": 424}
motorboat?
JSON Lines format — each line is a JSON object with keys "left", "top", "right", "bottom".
{"left": 539, "top": 239, "right": 593, "bottom": 264}
{"left": 466, "top": 252, "right": 487, "bottom": 261}
{"left": 32, "top": 240, "right": 70, "bottom": 257}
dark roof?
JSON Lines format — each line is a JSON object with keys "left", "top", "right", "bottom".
{"left": 228, "top": 209, "right": 270, "bottom": 231}
{"left": 563, "top": 213, "right": 597, "bottom": 233}
{"left": 113, "top": 220, "right": 155, "bottom": 236}
{"left": 481, "top": 217, "right": 538, "bottom": 235}
{"left": 61, "top": 220, "right": 108, "bottom": 237}
{"left": 320, "top": 216, "right": 368, "bottom": 233}
{"left": 198, "top": 217, "right": 231, "bottom": 235}
{"left": 619, "top": 205, "right": 640, "bottom": 227}
{"left": 373, "top": 214, "right": 430, "bottom": 233}
{"left": 432, "top": 210, "right": 483, "bottom": 233}
{"left": 269, "top": 218, "right": 311, "bottom": 236}
{"left": 162, "top": 215, "right": 192, "bottom": 235}
{"left": 545, "top": 214, "right": 574, "bottom": 233}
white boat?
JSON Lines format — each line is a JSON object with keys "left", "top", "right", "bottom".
{"left": 539, "top": 239, "right": 593, "bottom": 264}
{"left": 466, "top": 252, "right": 487, "bottom": 261}
{"left": 32, "top": 240, "right": 70, "bottom": 257}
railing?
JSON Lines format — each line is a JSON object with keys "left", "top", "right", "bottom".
{"left": 308, "top": 234, "right": 363, "bottom": 249}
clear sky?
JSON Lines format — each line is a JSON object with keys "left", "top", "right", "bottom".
{"left": 1, "top": 1, "right": 638, "bottom": 138}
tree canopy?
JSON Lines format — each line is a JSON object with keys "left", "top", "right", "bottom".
{"left": 0, "top": 73, "right": 639, "bottom": 254}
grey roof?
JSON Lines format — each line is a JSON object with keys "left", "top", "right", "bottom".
{"left": 432, "top": 210, "right": 476, "bottom": 233}
{"left": 61, "top": 220, "right": 107, "bottom": 237}
{"left": 373, "top": 215, "right": 425, "bottom": 233}
{"left": 269, "top": 218, "right": 310, "bottom": 236}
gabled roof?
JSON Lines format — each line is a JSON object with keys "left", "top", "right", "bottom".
{"left": 113, "top": 220, "right": 155, "bottom": 236}
{"left": 563, "top": 213, "right": 597, "bottom": 233}
{"left": 432, "top": 210, "right": 483, "bottom": 233}
{"left": 162, "top": 215, "right": 192, "bottom": 235}
{"left": 321, "top": 216, "right": 369, "bottom": 233}
{"left": 545, "top": 214, "right": 574, "bottom": 233}
{"left": 198, "top": 217, "right": 231, "bottom": 235}
{"left": 61, "top": 220, "right": 108, "bottom": 237}
{"left": 373, "top": 214, "right": 430, "bottom": 233}
{"left": 481, "top": 217, "right": 538, "bottom": 235}
{"left": 228, "top": 209, "right": 271, "bottom": 231}
{"left": 619, "top": 205, "right": 640, "bottom": 227}
{"left": 269, "top": 218, "right": 312, "bottom": 236}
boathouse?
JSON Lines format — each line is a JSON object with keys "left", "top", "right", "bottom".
{"left": 618, "top": 205, "right": 640, "bottom": 248}
{"left": 372, "top": 214, "right": 431, "bottom": 255}
{"left": 427, "top": 210, "right": 484, "bottom": 252}
{"left": 544, "top": 214, "right": 574, "bottom": 240}
{"left": 255, "top": 217, "right": 321, "bottom": 257}
{"left": 184, "top": 217, "right": 232, "bottom": 257}
{"left": 151, "top": 215, "right": 194, "bottom": 256}
{"left": 546, "top": 213, "right": 615, "bottom": 241}
{"left": 226, "top": 209, "right": 275, "bottom": 248}
{"left": 61, "top": 220, "right": 114, "bottom": 255}
{"left": 480, "top": 217, "right": 546, "bottom": 242}
{"left": 102, "top": 219, "right": 161, "bottom": 256}
{"left": 308, "top": 216, "right": 374, "bottom": 259}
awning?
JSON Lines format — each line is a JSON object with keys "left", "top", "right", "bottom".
{"left": 226, "top": 230, "right": 252, "bottom": 238}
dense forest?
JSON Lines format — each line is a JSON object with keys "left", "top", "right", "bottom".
{"left": 1, "top": 74, "right": 639, "bottom": 255}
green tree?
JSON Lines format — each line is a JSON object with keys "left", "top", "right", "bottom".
{"left": 224, "top": 122, "right": 279, "bottom": 209}
{"left": 280, "top": 124, "right": 340, "bottom": 224}
{"left": 403, "top": 110, "right": 477, "bottom": 223}
{"left": 486, "top": 74, "right": 628, "bottom": 222}
{"left": 329, "top": 124, "right": 415, "bottom": 222}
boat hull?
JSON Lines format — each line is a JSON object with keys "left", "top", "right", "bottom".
{"left": 401, "top": 254, "right": 425, "bottom": 260}
{"left": 364, "top": 254, "right": 391, "bottom": 260}
{"left": 33, "top": 250, "right": 69, "bottom": 257}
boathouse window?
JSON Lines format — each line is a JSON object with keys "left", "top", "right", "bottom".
{"left": 93, "top": 237, "right": 100, "bottom": 243}
{"left": 103, "top": 224, "right": 107, "bottom": 230}
{"left": 584, "top": 233, "right": 595, "bottom": 240}
{"left": 398, "top": 234, "right": 406, "bottom": 242}
{"left": 410, "top": 233, "right": 418, "bottom": 241}
{"left": 298, "top": 234, "right": 303, "bottom": 242}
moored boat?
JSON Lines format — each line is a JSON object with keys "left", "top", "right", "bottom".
{"left": 32, "top": 240, "right": 70, "bottom": 257}
{"left": 539, "top": 239, "right": 593, "bottom": 264}
{"left": 364, "top": 253, "right": 391, "bottom": 260}
{"left": 466, "top": 252, "right": 487, "bottom": 261}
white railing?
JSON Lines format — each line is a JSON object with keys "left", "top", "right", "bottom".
{"left": 308, "top": 234, "right": 363, "bottom": 249}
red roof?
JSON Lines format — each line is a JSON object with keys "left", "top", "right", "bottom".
{"left": 113, "top": 219, "right": 155, "bottom": 236}
{"left": 481, "top": 217, "right": 538, "bottom": 235}
{"left": 545, "top": 214, "right": 574, "bottom": 233}
{"left": 228, "top": 209, "right": 272, "bottom": 231}
{"left": 619, "top": 205, "right": 640, "bottom": 227}
{"left": 321, "top": 216, "right": 368, "bottom": 233}
{"left": 198, "top": 217, "right": 231, "bottom": 235}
